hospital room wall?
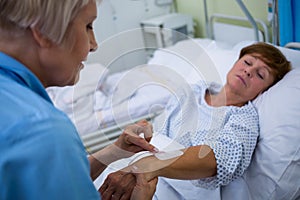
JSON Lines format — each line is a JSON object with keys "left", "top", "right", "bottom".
{"left": 87, "top": 0, "right": 269, "bottom": 73}
{"left": 87, "top": 0, "right": 173, "bottom": 73}
{"left": 175, "top": 0, "right": 269, "bottom": 38}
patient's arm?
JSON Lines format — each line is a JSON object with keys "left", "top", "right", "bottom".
{"left": 99, "top": 145, "right": 216, "bottom": 199}
{"left": 133, "top": 145, "right": 216, "bottom": 180}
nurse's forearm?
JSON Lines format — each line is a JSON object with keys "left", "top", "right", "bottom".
{"left": 89, "top": 144, "right": 133, "bottom": 181}
{"left": 130, "top": 145, "right": 217, "bottom": 181}
{"left": 89, "top": 155, "right": 107, "bottom": 181}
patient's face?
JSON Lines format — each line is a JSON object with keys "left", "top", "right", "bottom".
{"left": 41, "top": 0, "right": 98, "bottom": 87}
{"left": 226, "top": 53, "right": 275, "bottom": 102}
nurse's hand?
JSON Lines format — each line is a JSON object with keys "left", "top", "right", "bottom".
{"left": 99, "top": 171, "right": 135, "bottom": 200}
{"left": 89, "top": 120, "right": 158, "bottom": 181}
{"left": 99, "top": 170, "right": 158, "bottom": 200}
{"left": 114, "top": 120, "right": 158, "bottom": 155}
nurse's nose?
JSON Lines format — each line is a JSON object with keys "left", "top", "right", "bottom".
{"left": 89, "top": 31, "right": 98, "bottom": 52}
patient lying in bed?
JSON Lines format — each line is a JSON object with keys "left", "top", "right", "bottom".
{"left": 97, "top": 42, "right": 300, "bottom": 200}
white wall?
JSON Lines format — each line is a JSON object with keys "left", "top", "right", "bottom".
{"left": 87, "top": 0, "right": 174, "bottom": 73}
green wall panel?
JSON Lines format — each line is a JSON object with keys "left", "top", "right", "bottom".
{"left": 175, "top": 0, "right": 268, "bottom": 38}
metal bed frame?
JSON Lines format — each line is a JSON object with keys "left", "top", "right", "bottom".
{"left": 204, "top": 0, "right": 300, "bottom": 49}
{"left": 203, "top": 0, "right": 273, "bottom": 43}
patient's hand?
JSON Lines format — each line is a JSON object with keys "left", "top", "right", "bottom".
{"left": 99, "top": 171, "right": 135, "bottom": 200}
{"left": 115, "top": 120, "right": 158, "bottom": 154}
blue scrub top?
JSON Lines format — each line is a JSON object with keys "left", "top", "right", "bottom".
{"left": 0, "top": 52, "right": 100, "bottom": 199}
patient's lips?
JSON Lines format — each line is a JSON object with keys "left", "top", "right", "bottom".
{"left": 236, "top": 75, "right": 247, "bottom": 87}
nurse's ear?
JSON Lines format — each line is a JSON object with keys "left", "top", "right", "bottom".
{"left": 30, "top": 26, "right": 53, "bottom": 48}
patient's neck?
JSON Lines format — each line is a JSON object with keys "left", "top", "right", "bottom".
{"left": 205, "top": 89, "right": 244, "bottom": 107}
{"left": 205, "top": 90, "right": 226, "bottom": 107}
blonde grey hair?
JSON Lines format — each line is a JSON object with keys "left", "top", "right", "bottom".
{"left": 0, "top": 0, "right": 95, "bottom": 44}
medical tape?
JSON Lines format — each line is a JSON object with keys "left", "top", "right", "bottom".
{"left": 127, "top": 149, "right": 183, "bottom": 166}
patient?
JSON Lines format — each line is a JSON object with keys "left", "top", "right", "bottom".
{"left": 99, "top": 42, "right": 292, "bottom": 200}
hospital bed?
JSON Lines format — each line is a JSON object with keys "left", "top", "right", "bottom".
{"left": 47, "top": 37, "right": 300, "bottom": 199}
{"left": 86, "top": 38, "right": 299, "bottom": 199}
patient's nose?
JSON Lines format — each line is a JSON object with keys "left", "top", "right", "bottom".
{"left": 244, "top": 69, "right": 252, "bottom": 77}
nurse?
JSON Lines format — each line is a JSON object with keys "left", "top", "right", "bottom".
{"left": 0, "top": 0, "right": 157, "bottom": 199}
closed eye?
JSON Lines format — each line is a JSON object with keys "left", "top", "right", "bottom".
{"left": 257, "top": 69, "right": 267, "bottom": 80}
{"left": 257, "top": 72, "right": 264, "bottom": 79}
{"left": 244, "top": 60, "right": 251, "bottom": 66}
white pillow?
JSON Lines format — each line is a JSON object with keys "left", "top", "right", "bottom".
{"left": 246, "top": 68, "right": 300, "bottom": 199}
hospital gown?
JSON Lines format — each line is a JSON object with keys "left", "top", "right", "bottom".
{"left": 154, "top": 80, "right": 259, "bottom": 194}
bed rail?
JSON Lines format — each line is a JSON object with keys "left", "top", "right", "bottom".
{"left": 235, "top": 0, "right": 259, "bottom": 41}
{"left": 270, "top": 0, "right": 279, "bottom": 45}
{"left": 203, "top": 0, "right": 268, "bottom": 43}
{"left": 209, "top": 13, "right": 269, "bottom": 42}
